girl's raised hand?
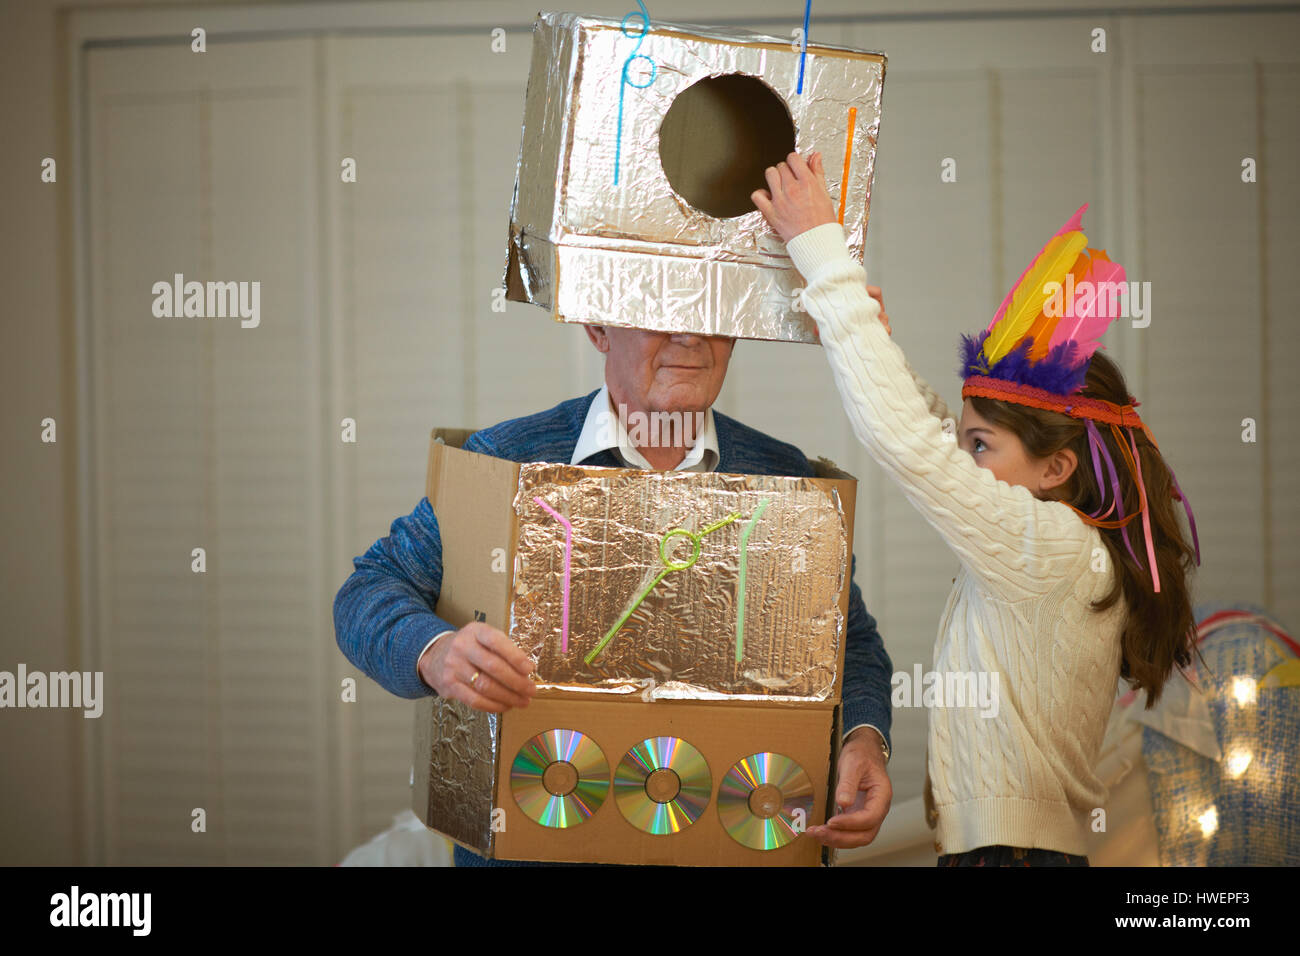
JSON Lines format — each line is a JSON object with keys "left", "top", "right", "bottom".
{"left": 751, "top": 150, "right": 838, "bottom": 244}
{"left": 753, "top": 152, "right": 892, "bottom": 336}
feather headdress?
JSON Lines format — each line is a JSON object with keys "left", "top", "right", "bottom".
{"left": 957, "top": 203, "right": 1200, "bottom": 593}
{"left": 959, "top": 203, "right": 1127, "bottom": 394}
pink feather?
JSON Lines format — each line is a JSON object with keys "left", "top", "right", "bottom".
{"left": 985, "top": 203, "right": 1090, "bottom": 333}
{"left": 1046, "top": 258, "right": 1126, "bottom": 360}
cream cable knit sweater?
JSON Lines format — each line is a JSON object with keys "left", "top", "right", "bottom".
{"left": 786, "top": 222, "right": 1125, "bottom": 856}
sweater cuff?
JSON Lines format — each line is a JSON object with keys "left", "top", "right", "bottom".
{"left": 845, "top": 723, "right": 891, "bottom": 763}
{"left": 786, "top": 222, "right": 857, "bottom": 286}
{"left": 842, "top": 697, "right": 891, "bottom": 755}
{"left": 415, "top": 628, "right": 456, "bottom": 690}
{"left": 389, "top": 614, "right": 454, "bottom": 698}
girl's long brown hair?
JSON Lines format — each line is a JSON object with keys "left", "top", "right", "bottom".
{"left": 968, "top": 350, "right": 1199, "bottom": 707}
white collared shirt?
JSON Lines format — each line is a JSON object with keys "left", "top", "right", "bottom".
{"left": 570, "top": 383, "right": 719, "bottom": 472}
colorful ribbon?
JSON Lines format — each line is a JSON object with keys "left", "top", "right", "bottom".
{"left": 1068, "top": 421, "right": 1141, "bottom": 568}
{"left": 1081, "top": 420, "right": 1117, "bottom": 522}
{"left": 1126, "top": 425, "right": 1160, "bottom": 592}
{"left": 963, "top": 376, "right": 1157, "bottom": 446}
{"left": 1064, "top": 420, "right": 1204, "bottom": 594}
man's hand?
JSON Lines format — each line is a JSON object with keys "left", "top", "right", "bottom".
{"left": 417, "top": 621, "right": 537, "bottom": 713}
{"left": 866, "top": 284, "right": 891, "bottom": 336}
{"left": 808, "top": 726, "right": 892, "bottom": 849}
{"left": 751, "top": 150, "right": 838, "bottom": 244}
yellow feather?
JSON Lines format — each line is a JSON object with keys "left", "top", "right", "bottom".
{"left": 1025, "top": 250, "right": 1092, "bottom": 360}
{"left": 983, "top": 230, "right": 1088, "bottom": 366}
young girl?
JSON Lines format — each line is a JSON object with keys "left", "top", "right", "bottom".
{"left": 752, "top": 152, "right": 1200, "bottom": 866}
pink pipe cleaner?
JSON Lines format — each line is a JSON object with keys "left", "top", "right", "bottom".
{"left": 533, "top": 496, "right": 572, "bottom": 653}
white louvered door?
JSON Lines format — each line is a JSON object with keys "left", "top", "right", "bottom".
{"left": 322, "top": 32, "right": 553, "bottom": 851}
{"left": 86, "top": 38, "right": 330, "bottom": 863}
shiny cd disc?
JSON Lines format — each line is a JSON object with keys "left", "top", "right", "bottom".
{"left": 717, "top": 752, "right": 814, "bottom": 850}
{"left": 510, "top": 729, "right": 609, "bottom": 828}
{"left": 613, "top": 736, "right": 712, "bottom": 835}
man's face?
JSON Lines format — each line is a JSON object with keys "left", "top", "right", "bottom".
{"left": 586, "top": 326, "right": 735, "bottom": 414}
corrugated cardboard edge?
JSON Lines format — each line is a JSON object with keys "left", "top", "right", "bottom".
{"left": 813, "top": 456, "right": 853, "bottom": 867}
{"left": 431, "top": 427, "right": 475, "bottom": 451}
{"left": 811, "top": 455, "right": 851, "bottom": 480}
{"left": 811, "top": 456, "right": 857, "bottom": 704}
{"left": 557, "top": 10, "right": 887, "bottom": 61}
{"left": 413, "top": 697, "right": 436, "bottom": 826}
{"left": 503, "top": 13, "right": 574, "bottom": 306}
{"left": 824, "top": 703, "right": 844, "bottom": 867}
{"left": 428, "top": 439, "right": 520, "bottom": 629}
{"left": 413, "top": 430, "right": 516, "bottom": 858}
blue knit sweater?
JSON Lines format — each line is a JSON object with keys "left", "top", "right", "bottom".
{"left": 333, "top": 389, "right": 894, "bottom": 864}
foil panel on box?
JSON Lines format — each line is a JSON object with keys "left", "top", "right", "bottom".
{"left": 512, "top": 464, "right": 847, "bottom": 701}
{"left": 554, "top": 243, "right": 818, "bottom": 342}
{"left": 416, "top": 697, "right": 499, "bottom": 856}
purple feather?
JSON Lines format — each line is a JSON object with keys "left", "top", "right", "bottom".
{"left": 1017, "top": 341, "right": 1089, "bottom": 394}
{"left": 957, "top": 331, "right": 993, "bottom": 380}
{"left": 959, "top": 329, "right": 1092, "bottom": 395}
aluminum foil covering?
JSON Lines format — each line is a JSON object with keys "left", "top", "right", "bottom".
{"left": 503, "top": 11, "right": 886, "bottom": 343}
{"left": 413, "top": 695, "right": 499, "bottom": 856}
{"left": 512, "top": 464, "right": 848, "bottom": 701}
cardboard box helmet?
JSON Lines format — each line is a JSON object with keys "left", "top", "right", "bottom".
{"left": 503, "top": 10, "right": 887, "bottom": 343}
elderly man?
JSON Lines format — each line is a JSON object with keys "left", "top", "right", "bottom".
{"left": 333, "top": 319, "right": 895, "bottom": 866}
